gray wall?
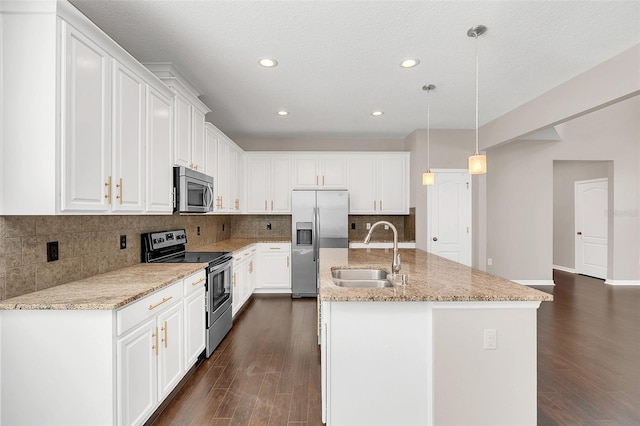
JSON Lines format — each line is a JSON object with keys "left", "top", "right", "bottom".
{"left": 553, "top": 161, "right": 610, "bottom": 270}
{"left": 486, "top": 95, "right": 639, "bottom": 281}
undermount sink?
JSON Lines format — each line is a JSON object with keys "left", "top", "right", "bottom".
{"left": 331, "top": 269, "right": 393, "bottom": 288}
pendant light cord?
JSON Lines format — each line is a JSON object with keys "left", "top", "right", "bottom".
{"left": 427, "top": 88, "right": 431, "bottom": 170}
{"left": 474, "top": 31, "right": 479, "bottom": 156}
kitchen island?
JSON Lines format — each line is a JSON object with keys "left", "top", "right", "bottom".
{"left": 318, "top": 248, "right": 552, "bottom": 426}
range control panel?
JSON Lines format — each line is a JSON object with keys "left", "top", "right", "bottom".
{"left": 149, "top": 229, "right": 187, "bottom": 250}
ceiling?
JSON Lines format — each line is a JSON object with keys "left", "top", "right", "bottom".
{"left": 69, "top": 0, "right": 640, "bottom": 141}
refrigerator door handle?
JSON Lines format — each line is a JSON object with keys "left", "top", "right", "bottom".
{"left": 312, "top": 207, "right": 317, "bottom": 261}
{"left": 316, "top": 207, "right": 321, "bottom": 260}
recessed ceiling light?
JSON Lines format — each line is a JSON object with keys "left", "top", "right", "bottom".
{"left": 400, "top": 58, "right": 420, "bottom": 68}
{"left": 371, "top": 111, "right": 384, "bottom": 116}
{"left": 258, "top": 58, "right": 278, "bottom": 67}
{"left": 277, "top": 110, "right": 289, "bottom": 116}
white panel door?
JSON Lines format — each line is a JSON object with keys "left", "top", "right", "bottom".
{"left": 246, "top": 156, "right": 270, "bottom": 213}
{"left": 117, "top": 318, "right": 157, "bottom": 426}
{"left": 183, "top": 287, "right": 205, "bottom": 369}
{"left": 575, "top": 178, "right": 608, "bottom": 279}
{"left": 378, "top": 155, "right": 407, "bottom": 214}
{"left": 191, "top": 108, "right": 206, "bottom": 171}
{"left": 427, "top": 171, "right": 471, "bottom": 266}
{"left": 270, "top": 156, "right": 292, "bottom": 213}
{"left": 321, "top": 156, "right": 348, "bottom": 188}
{"left": 112, "top": 61, "right": 145, "bottom": 212}
{"left": 293, "top": 156, "right": 320, "bottom": 188}
{"left": 348, "top": 156, "right": 377, "bottom": 213}
{"left": 173, "top": 93, "right": 192, "bottom": 167}
{"left": 157, "top": 302, "right": 184, "bottom": 400}
{"left": 216, "top": 141, "right": 230, "bottom": 211}
{"left": 61, "top": 23, "right": 111, "bottom": 211}
{"left": 146, "top": 86, "right": 173, "bottom": 213}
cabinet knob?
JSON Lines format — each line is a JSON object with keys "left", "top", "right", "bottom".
{"left": 577, "top": 231, "right": 582, "bottom": 235}
{"left": 432, "top": 237, "right": 438, "bottom": 241}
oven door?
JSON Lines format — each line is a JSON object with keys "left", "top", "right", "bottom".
{"left": 206, "top": 258, "right": 232, "bottom": 326}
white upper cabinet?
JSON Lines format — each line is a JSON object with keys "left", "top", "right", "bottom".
{"left": 145, "top": 63, "right": 210, "bottom": 173}
{"left": 1, "top": 2, "right": 175, "bottom": 215}
{"left": 60, "top": 22, "right": 112, "bottom": 212}
{"left": 112, "top": 60, "right": 146, "bottom": 212}
{"left": 292, "top": 154, "right": 347, "bottom": 189}
{"left": 205, "top": 122, "right": 244, "bottom": 214}
{"left": 245, "top": 154, "right": 292, "bottom": 214}
{"left": 348, "top": 153, "right": 409, "bottom": 214}
{"left": 146, "top": 86, "right": 173, "bottom": 213}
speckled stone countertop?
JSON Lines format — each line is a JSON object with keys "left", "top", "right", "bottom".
{"left": 0, "top": 263, "right": 207, "bottom": 310}
{"left": 193, "top": 238, "right": 290, "bottom": 253}
{"left": 319, "top": 248, "right": 553, "bottom": 302}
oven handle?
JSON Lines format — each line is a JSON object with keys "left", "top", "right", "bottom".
{"left": 208, "top": 259, "right": 232, "bottom": 274}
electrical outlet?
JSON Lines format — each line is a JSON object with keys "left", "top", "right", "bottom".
{"left": 487, "top": 258, "right": 493, "bottom": 266}
{"left": 366, "top": 223, "right": 371, "bottom": 230}
{"left": 351, "top": 223, "right": 356, "bottom": 230}
{"left": 197, "top": 226, "right": 201, "bottom": 236}
{"left": 119, "top": 235, "right": 127, "bottom": 249}
{"left": 267, "top": 223, "right": 272, "bottom": 230}
{"left": 47, "top": 241, "right": 59, "bottom": 262}
{"left": 483, "top": 329, "right": 497, "bottom": 350}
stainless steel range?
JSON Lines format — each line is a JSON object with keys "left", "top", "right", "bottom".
{"left": 141, "top": 229, "right": 232, "bottom": 358}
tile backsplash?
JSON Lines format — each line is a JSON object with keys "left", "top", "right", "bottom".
{"left": 348, "top": 215, "right": 408, "bottom": 242}
{"left": 0, "top": 215, "right": 231, "bottom": 301}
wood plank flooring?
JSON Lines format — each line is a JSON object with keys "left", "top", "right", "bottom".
{"left": 152, "top": 272, "right": 640, "bottom": 425}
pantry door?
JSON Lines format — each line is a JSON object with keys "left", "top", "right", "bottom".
{"left": 427, "top": 170, "right": 472, "bottom": 266}
{"left": 575, "top": 178, "right": 608, "bottom": 279}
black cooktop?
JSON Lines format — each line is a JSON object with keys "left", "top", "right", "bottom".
{"left": 159, "top": 252, "right": 229, "bottom": 264}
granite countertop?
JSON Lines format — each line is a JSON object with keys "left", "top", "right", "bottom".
{"left": 193, "top": 238, "right": 290, "bottom": 253}
{"left": 0, "top": 263, "right": 207, "bottom": 310}
{"left": 319, "top": 248, "right": 553, "bottom": 303}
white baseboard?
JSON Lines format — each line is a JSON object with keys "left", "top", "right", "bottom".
{"left": 553, "top": 265, "right": 576, "bottom": 274}
{"left": 511, "top": 279, "right": 555, "bottom": 286}
{"left": 604, "top": 279, "right": 640, "bottom": 286}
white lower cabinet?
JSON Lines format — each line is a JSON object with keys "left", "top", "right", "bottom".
{"left": 255, "top": 243, "right": 291, "bottom": 293}
{"left": 232, "top": 245, "right": 256, "bottom": 316}
{"left": 183, "top": 271, "right": 206, "bottom": 369}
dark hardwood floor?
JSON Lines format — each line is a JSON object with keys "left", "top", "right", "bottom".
{"left": 152, "top": 272, "right": 640, "bottom": 425}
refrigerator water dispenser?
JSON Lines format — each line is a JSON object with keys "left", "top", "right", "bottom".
{"left": 296, "top": 222, "right": 313, "bottom": 246}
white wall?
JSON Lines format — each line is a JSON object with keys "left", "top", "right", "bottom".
{"left": 553, "top": 161, "right": 610, "bottom": 270}
{"left": 486, "top": 96, "right": 640, "bottom": 281}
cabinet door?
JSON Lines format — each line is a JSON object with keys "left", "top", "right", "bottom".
{"left": 232, "top": 258, "right": 246, "bottom": 316}
{"left": 378, "top": 155, "right": 408, "bottom": 214}
{"left": 117, "top": 318, "right": 157, "bottom": 426}
{"left": 61, "top": 24, "right": 111, "bottom": 212}
{"left": 112, "top": 61, "right": 145, "bottom": 212}
{"left": 246, "top": 156, "right": 270, "bottom": 213}
{"left": 228, "top": 148, "right": 239, "bottom": 212}
{"left": 293, "top": 156, "right": 320, "bottom": 188}
{"left": 348, "top": 156, "right": 377, "bottom": 214}
{"left": 270, "top": 156, "right": 292, "bottom": 213}
{"left": 184, "top": 287, "right": 205, "bottom": 369}
{"left": 157, "top": 302, "right": 184, "bottom": 400}
{"left": 204, "top": 125, "right": 218, "bottom": 180}
{"left": 191, "top": 108, "right": 206, "bottom": 171}
{"left": 146, "top": 86, "right": 173, "bottom": 213}
{"left": 173, "top": 93, "right": 192, "bottom": 167}
{"left": 257, "top": 245, "right": 291, "bottom": 290}
{"left": 320, "top": 156, "right": 347, "bottom": 188}
{"left": 216, "top": 140, "right": 229, "bottom": 211}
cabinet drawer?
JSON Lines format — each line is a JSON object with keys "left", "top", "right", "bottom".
{"left": 233, "top": 245, "right": 255, "bottom": 262}
{"left": 117, "top": 281, "right": 182, "bottom": 336}
{"left": 183, "top": 270, "right": 206, "bottom": 295}
{"left": 261, "top": 243, "right": 291, "bottom": 252}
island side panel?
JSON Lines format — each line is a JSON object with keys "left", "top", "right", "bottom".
{"left": 432, "top": 302, "right": 539, "bottom": 426}
{"left": 1, "top": 310, "right": 116, "bottom": 425}
{"left": 326, "top": 301, "right": 431, "bottom": 425}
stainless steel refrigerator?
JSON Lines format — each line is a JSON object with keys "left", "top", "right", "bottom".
{"left": 291, "top": 190, "right": 349, "bottom": 297}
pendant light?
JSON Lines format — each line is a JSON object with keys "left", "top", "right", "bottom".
{"left": 422, "top": 84, "right": 436, "bottom": 186}
{"left": 467, "top": 25, "right": 487, "bottom": 175}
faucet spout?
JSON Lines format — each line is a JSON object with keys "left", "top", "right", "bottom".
{"left": 363, "top": 221, "right": 401, "bottom": 273}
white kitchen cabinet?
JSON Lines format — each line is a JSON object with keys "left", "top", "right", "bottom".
{"left": 205, "top": 124, "right": 244, "bottom": 213}
{"left": 183, "top": 271, "right": 206, "bottom": 369}
{"left": 145, "top": 63, "right": 211, "bottom": 173}
{"left": 156, "top": 301, "right": 184, "bottom": 400}
{"left": 348, "top": 153, "right": 409, "bottom": 214}
{"left": 112, "top": 60, "right": 146, "bottom": 212}
{"left": 255, "top": 243, "right": 291, "bottom": 293}
{"left": 60, "top": 22, "right": 112, "bottom": 212}
{"left": 145, "top": 85, "right": 174, "bottom": 213}
{"left": 293, "top": 154, "right": 347, "bottom": 189}
{"left": 246, "top": 154, "right": 292, "bottom": 214}
{"left": 232, "top": 245, "right": 256, "bottom": 316}
{"left": 1, "top": 2, "right": 176, "bottom": 215}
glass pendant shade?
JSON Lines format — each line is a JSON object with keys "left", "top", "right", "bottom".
{"left": 468, "top": 153, "right": 487, "bottom": 175}
{"left": 422, "top": 171, "right": 435, "bottom": 186}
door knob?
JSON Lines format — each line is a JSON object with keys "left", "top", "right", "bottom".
{"left": 432, "top": 237, "right": 438, "bottom": 241}
{"left": 577, "top": 231, "right": 582, "bottom": 235}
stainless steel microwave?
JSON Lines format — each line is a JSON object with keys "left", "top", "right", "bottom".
{"left": 173, "top": 166, "right": 214, "bottom": 213}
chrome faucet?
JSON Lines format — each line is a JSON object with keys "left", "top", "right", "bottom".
{"left": 364, "top": 221, "right": 401, "bottom": 273}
